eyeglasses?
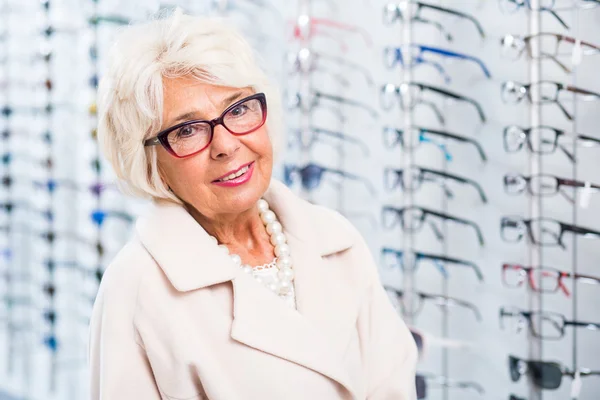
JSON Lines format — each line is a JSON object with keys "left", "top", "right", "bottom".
{"left": 503, "top": 125, "right": 600, "bottom": 163}
{"left": 383, "top": 2, "right": 485, "bottom": 41}
{"left": 498, "top": 0, "right": 600, "bottom": 29}
{"left": 501, "top": 216, "right": 600, "bottom": 249}
{"left": 292, "top": 15, "right": 372, "bottom": 51}
{"left": 383, "top": 126, "right": 487, "bottom": 162}
{"left": 33, "top": 180, "right": 113, "bottom": 196}
{"left": 384, "top": 45, "right": 491, "bottom": 83}
{"left": 385, "top": 287, "right": 482, "bottom": 321}
{"left": 383, "top": 206, "right": 485, "bottom": 246}
{"left": 385, "top": 166, "right": 487, "bottom": 203}
{"left": 1, "top": 201, "right": 53, "bottom": 221}
{"left": 501, "top": 33, "right": 600, "bottom": 73}
{"left": 509, "top": 355, "right": 600, "bottom": 390}
{"left": 416, "top": 373, "right": 485, "bottom": 399}
{"left": 289, "top": 90, "right": 379, "bottom": 119}
{"left": 500, "top": 307, "right": 600, "bottom": 339}
{"left": 2, "top": 152, "right": 53, "bottom": 169}
{"left": 502, "top": 263, "right": 600, "bottom": 297}
{"left": 284, "top": 163, "right": 375, "bottom": 195}
{"left": 509, "top": 395, "right": 526, "bottom": 400}
{"left": 144, "top": 93, "right": 267, "bottom": 158}
{"left": 288, "top": 48, "right": 374, "bottom": 87}
{"left": 501, "top": 80, "right": 600, "bottom": 121}
{"left": 289, "top": 127, "right": 369, "bottom": 156}
{"left": 381, "top": 247, "right": 484, "bottom": 281}
{"left": 504, "top": 173, "right": 600, "bottom": 203}
{"left": 381, "top": 82, "right": 486, "bottom": 124}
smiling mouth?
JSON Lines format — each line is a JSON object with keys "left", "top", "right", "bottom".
{"left": 213, "top": 162, "right": 254, "bottom": 183}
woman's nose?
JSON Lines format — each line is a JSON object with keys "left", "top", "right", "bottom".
{"left": 209, "top": 124, "right": 241, "bottom": 160}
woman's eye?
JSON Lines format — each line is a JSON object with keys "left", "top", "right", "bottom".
{"left": 177, "top": 127, "right": 195, "bottom": 137}
{"left": 230, "top": 105, "right": 248, "bottom": 117}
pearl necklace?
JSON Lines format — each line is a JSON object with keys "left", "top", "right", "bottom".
{"left": 209, "top": 199, "right": 295, "bottom": 297}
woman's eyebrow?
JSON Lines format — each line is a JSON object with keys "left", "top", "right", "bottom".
{"left": 166, "top": 90, "right": 252, "bottom": 128}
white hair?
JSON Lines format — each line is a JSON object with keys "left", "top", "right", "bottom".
{"left": 96, "top": 9, "right": 284, "bottom": 203}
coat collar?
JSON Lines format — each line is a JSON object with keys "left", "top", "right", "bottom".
{"left": 136, "top": 179, "right": 362, "bottom": 398}
{"left": 135, "top": 179, "right": 355, "bottom": 292}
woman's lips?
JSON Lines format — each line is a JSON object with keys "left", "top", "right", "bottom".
{"left": 212, "top": 162, "right": 255, "bottom": 187}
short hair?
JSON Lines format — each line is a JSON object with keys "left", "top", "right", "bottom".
{"left": 96, "top": 9, "right": 283, "bottom": 203}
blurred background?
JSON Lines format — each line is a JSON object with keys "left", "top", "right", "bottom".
{"left": 1, "top": 0, "right": 600, "bottom": 399}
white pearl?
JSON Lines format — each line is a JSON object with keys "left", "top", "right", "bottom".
{"left": 277, "top": 255, "right": 292, "bottom": 269}
{"left": 242, "top": 265, "right": 253, "bottom": 274}
{"left": 230, "top": 254, "right": 242, "bottom": 266}
{"left": 274, "top": 243, "right": 290, "bottom": 257}
{"left": 218, "top": 245, "right": 229, "bottom": 255}
{"left": 261, "top": 210, "right": 276, "bottom": 224}
{"left": 270, "top": 232, "right": 286, "bottom": 247}
{"left": 279, "top": 280, "right": 292, "bottom": 294}
{"left": 278, "top": 267, "right": 294, "bottom": 282}
{"left": 257, "top": 199, "right": 269, "bottom": 212}
{"left": 208, "top": 236, "right": 218, "bottom": 245}
{"left": 266, "top": 221, "right": 282, "bottom": 235}
{"left": 268, "top": 281, "right": 280, "bottom": 292}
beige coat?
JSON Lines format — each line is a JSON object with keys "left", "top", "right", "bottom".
{"left": 88, "top": 180, "right": 417, "bottom": 400}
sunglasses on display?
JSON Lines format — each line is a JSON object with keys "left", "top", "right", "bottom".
{"left": 382, "top": 206, "right": 485, "bottom": 247}
{"left": 289, "top": 90, "right": 379, "bottom": 119}
{"left": 384, "top": 45, "right": 491, "bottom": 83}
{"left": 383, "top": 126, "right": 487, "bottom": 162}
{"left": 500, "top": 306, "right": 600, "bottom": 339}
{"left": 502, "top": 263, "right": 600, "bottom": 296}
{"left": 498, "top": 0, "right": 600, "bottom": 29}
{"left": 381, "top": 247, "right": 484, "bottom": 281}
{"left": 503, "top": 173, "right": 600, "bottom": 203}
{"left": 289, "top": 127, "right": 369, "bottom": 156}
{"left": 288, "top": 48, "right": 374, "bottom": 87}
{"left": 501, "top": 80, "right": 600, "bottom": 121}
{"left": 509, "top": 355, "right": 600, "bottom": 390}
{"left": 284, "top": 163, "right": 375, "bottom": 195}
{"left": 500, "top": 216, "right": 600, "bottom": 249}
{"left": 416, "top": 372, "right": 485, "bottom": 399}
{"left": 385, "top": 166, "right": 487, "bottom": 203}
{"left": 385, "top": 286, "right": 482, "bottom": 321}
{"left": 381, "top": 82, "right": 486, "bottom": 124}
{"left": 501, "top": 33, "right": 600, "bottom": 73}
{"left": 292, "top": 15, "right": 372, "bottom": 50}
{"left": 503, "top": 125, "right": 600, "bottom": 162}
{"left": 144, "top": 93, "right": 267, "bottom": 158}
{"left": 382, "top": 1, "right": 485, "bottom": 41}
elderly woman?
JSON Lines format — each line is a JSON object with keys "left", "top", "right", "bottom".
{"left": 88, "top": 10, "right": 416, "bottom": 400}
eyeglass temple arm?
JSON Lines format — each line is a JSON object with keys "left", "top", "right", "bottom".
{"left": 425, "top": 85, "right": 486, "bottom": 123}
{"left": 426, "top": 208, "right": 485, "bottom": 246}
{"left": 413, "top": 16, "right": 453, "bottom": 41}
{"left": 315, "top": 91, "right": 379, "bottom": 117}
{"left": 419, "top": 45, "right": 491, "bottom": 78}
{"left": 328, "top": 168, "right": 376, "bottom": 195}
{"left": 565, "top": 320, "right": 600, "bottom": 331}
{"left": 432, "top": 293, "right": 482, "bottom": 321}
{"left": 419, "top": 251, "right": 484, "bottom": 281}
{"left": 318, "top": 53, "right": 374, "bottom": 86}
{"left": 311, "top": 17, "right": 373, "bottom": 47}
{"left": 564, "top": 223, "right": 600, "bottom": 240}
{"left": 425, "top": 168, "right": 487, "bottom": 203}
{"left": 144, "top": 137, "right": 160, "bottom": 146}
{"left": 311, "top": 127, "right": 369, "bottom": 155}
{"left": 420, "top": 128, "right": 486, "bottom": 161}
{"left": 420, "top": 2, "right": 485, "bottom": 38}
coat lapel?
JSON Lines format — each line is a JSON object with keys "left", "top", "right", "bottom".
{"left": 135, "top": 180, "right": 361, "bottom": 398}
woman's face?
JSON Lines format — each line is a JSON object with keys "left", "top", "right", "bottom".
{"left": 156, "top": 76, "right": 273, "bottom": 219}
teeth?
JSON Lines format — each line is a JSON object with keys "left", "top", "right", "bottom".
{"left": 219, "top": 165, "right": 249, "bottom": 182}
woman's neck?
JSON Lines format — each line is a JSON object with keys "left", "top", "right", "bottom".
{"left": 186, "top": 203, "right": 274, "bottom": 261}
